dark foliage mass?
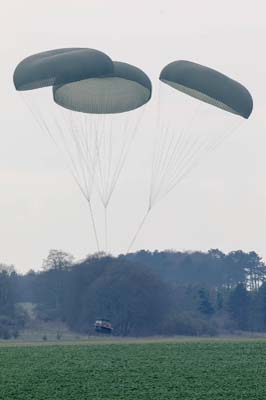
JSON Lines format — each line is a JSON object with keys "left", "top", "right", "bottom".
{"left": 1, "top": 248, "right": 266, "bottom": 338}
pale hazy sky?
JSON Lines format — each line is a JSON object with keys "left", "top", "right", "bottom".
{"left": 1, "top": 0, "right": 266, "bottom": 272}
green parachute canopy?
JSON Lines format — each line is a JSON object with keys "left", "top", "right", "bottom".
{"left": 159, "top": 60, "right": 253, "bottom": 119}
{"left": 13, "top": 48, "right": 114, "bottom": 91}
{"left": 53, "top": 61, "right": 152, "bottom": 114}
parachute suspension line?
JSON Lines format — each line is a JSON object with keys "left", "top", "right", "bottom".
{"left": 162, "top": 140, "right": 211, "bottom": 200}
{"left": 22, "top": 93, "right": 90, "bottom": 199}
{"left": 52, "top": 111, "right": 88, "bottom": 196}
{"left": 127, "top": 99, "right": 227, "bottom": 252}
{"left": 21, "top": 93, "right": 82, "bottom": 190}
{"left": 91, "top": 95, "right": 146, "bottom": 251}
{"left": 96, "top": 124, "right": 108, "bottom": 205}
{"left": 149, "top": 101, "right": 203, "bottom": 208}
{"left": 154, "top": 115, "right": 244, "bottom": 204}
{"left": 107, "top": 106, "right": 146, "bottom": 205}
{"left": 87, "top": 198, "right": 100, "bottom": 252}
{"left": 68, "top": 111, "right": 92, "bottom": 198}
{"left": 162, "top": 122, "right": 243, "bottom": 200}
{"left": 106, "top": 115, "right": 129, "bottom": 202}
{"left": 20, "top": 93, "right": 58, "bottom": 147}
{"left": 53, "top": 115, "right": 101, "bottom": 252}
{"left": 206, "top": 119, "right": 244, "bottom": 153}
{"left": 20, "top": 93, "right": 101, "bottom": 252}
{"left": 127, "top": 207, "right": 151, "bottom": 253}
{"left": 155, "top": 130, "right": 207, "bottom": 202}
{"left": 104, "top": 205, "right": 108, "bottom": 253}
{"left": 87, "top": 116, "right": 98, "bottom": 197}
{"left": 149, "top": 84, "right": 163, "bottom": 207}
{"left": 61, "top": 110, "right": 101, "bottom": 252}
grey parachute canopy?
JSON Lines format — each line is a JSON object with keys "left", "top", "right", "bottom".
{"left": 53, "top": 61, "right": 152, "bottom": 114}
{"left": 13, "top": 48, "right": 114, "bottom": 91}
{"left": 159, "top": 60, "right": 253, "bottom": 119}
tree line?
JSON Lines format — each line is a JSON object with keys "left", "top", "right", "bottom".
{"left": 1, "top": 248, "right": 266, "bottom": 338}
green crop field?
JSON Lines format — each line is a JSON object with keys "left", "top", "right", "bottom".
{"left": 0, "top": 339, "right": 266, "bottom": 399}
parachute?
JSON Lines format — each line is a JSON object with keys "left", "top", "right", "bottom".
{"left": 53, "top": 61, "right": 152, "bottom": 114}
{"left": 127, "top": 60, "right": 253, "bottom": 250}
{"left": 13, "top": 48, "right": 114, "bottom": 90}
{"left": 14, "top": 48, "right": 152, "bottom": 252}
{"left": 159, "top": 60, "right": 253, "bottom": 119}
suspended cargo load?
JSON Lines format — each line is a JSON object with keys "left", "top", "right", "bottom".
{"left": 94, "top": 319, "right": 113, "bottom": 334}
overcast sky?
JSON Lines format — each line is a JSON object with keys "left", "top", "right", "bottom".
{"left": 1, "top": 0, "right": 266, "bottom": 272}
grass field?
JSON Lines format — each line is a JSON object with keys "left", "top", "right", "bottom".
{"left": 0, "top": 338, "right": 266, "bottom": 399}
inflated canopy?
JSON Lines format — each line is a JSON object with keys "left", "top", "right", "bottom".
{"left": 160, "top": 60, "right": 253, "bottom": 119}
{"left": 53, "top": 61, "right": 152, "bottom": 114}
{"left": 14, "top": 48, "right": 113, "bottom": 91}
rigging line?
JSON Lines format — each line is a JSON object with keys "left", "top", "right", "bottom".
{"left": 154, "top": 127, "right": 177, "bottom": 184}
{"left": 51, "top": 113, "right": 89, "bottom": 197}
{"left": 96, "top": 129, "right": 107, "bottom": 202}
{"left": 21, "top": 94, "right": 100, "bottom": 251}
{"left": 52, "top": 109, "right": 87, "bottom": 180}
{"left": 96, "top": 95, "right": 113, "bottom": 202}
{"left": 150, "top": 100, "right": 203, "bottom": 204}
{"left": 206, "top": 120, "right": 244, "bottom": 153}
{"left": 107, "top": 120, "right": 135, "bottom": 195}
{"left": 20, "top": 93, "right": 58, "bottom": 147}
{"left": 170, "top": 144, "right": 206, "bottom": 190}
{"left": 67, "top": 112, "right": 92, "bottom": 199}
{"left": 199, "top": 113, "right": 232, "bottom": 153}
{"left": 150, "top": 125, "right": 190, "bottom": 204}
{"left": 149, "top": 126, "right": 172, "bottom": 205}
{"left": 106, "top": 107, "right": 146, "bottom": 205}
{"left": 161, "top": 103, "right": 204, "bottom": 174}
{"left": 159, "top": 135, "right": 209, "bottom": 195}
{"left": 102, "top": 113, "right": 111, "bottom": 204}
{"left": 149, "top": 128, "right": 175, "bottom": 205}
{"left": 162, "top": 144, "right": 212, "bottom": 202}
{"left": 81, "top": 103, "right": 104, "bottom": 200}
{"left": 151, "top": 124, "right": 171, "bottom": 188}
{"left": 78, "top": 111, "right": 102, "bottom": 198}
{"left": 30, "top": 95, "right": 91, "bottom": 194}
{"left": 149, "top": 125, "right": 172, "bottom": 206}
{"left": 150, "top": 84, "right": 163, "bottom": 193}
{"left": 84, "top": 114, "right": 102, "bottom": 198}
{"left": 100, "top": 120, "right": 107, "bottom": 203}
{"left": 152, "top": 135, "right": 210, "bottom": 207}
{"left": 74, "top": 112, "right": 88, "bottom": 163}
{"left": 127, "top": 207, "right": 151, "bottom": 253}
{"left": 87, "top": 198, "right": 100, "bottom": 252}
{"left": 78, "top": 113, "right": 93, "bottom": 184}
{"left": 52, "top": 107, "right": 99, "bottom": 250}
{"left": 150, "top": 85, "right": 166, "bottom": 167}
{"left": 105, "top": 115, "right": 114, "bottom": 204}
{"left": 66, "top": 111, "right": 100, "bottom": 251}
{"left": 104, "top": 205, "right": 108, "bottom": 253}
{"left": 94, "top": 115, "right": 107, "bottom": 205}
{"left": 149, "top": 124, "right": 176, "bottom": 204}
{"left": 160, "top": 134, "right": 203, "bottom": 186}
{"left": 150, "top": 132, "right": 203, "bottom": 206}
{"left": 106, "top": 111, "right": 132, "bottom": 198}
{"left": 98, "top": 117, "right": 109, "bottom": 202}
{"left": 74, "top": 112, "right": 96, "bottom": 190}
{"left": 150, "top": 103, "right": 213, "bottom": 205}
{"left": 84, "top": 114, "right": 98, "bottom": 192}
{"left": 156, "top": 118, "right": 239, "bottom": 204}
{"left": 22, "top": 94, "right": 88, "bottom": 196}
{"left": 159, "top": 135, "right": 218, "bottom": 205}
{"left": 23, "top": 95, "right": 88, "bottom": 198}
